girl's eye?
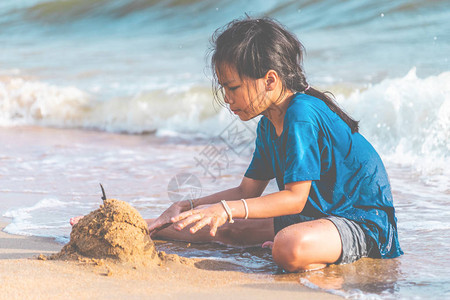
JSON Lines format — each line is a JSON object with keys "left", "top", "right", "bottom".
{"left": 229, "top": 86, "right": 240, "bottom": 91}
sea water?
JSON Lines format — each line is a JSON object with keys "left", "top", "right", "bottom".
{"left": 0, "top": 0, "right": 449, "bottom": 298}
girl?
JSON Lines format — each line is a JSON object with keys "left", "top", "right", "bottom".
{"left": 148, "top": 17, "right": 403, "bottom": 272}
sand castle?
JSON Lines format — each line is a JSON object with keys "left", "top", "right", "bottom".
{"left": 53, "top": 199, "right": 159, "bottom": 263}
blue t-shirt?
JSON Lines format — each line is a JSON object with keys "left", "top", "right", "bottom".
{"left": 245, "top": 93, "right": 403, "bottom": 259}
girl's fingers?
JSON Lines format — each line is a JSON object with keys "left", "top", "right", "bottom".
{"left": 147, "top": 219, "right": 162, "bottom": 232}
{"left": 209, "top": 217, "right": 221, "bottom": 237}
{"left": 174, "top": 213, "right": 203, "bottom": 230}
{"left": 171, "top": 210, "right": 194, "bottom": 223}
{"left": 190, "top": 217, "right": 212, "bottom": 234}
{"left": 148, "top": 215, "right": 171, "bottom": 232}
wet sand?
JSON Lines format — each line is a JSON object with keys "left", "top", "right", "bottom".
{"left": 0, "top": 221, "right": 341, "bottom": 299}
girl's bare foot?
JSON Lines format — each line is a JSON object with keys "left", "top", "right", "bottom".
{"left": 70, "top": 216, "right": 84, "bottom": 226}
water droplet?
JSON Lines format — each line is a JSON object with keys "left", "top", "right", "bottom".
{"left": 380, "top": 13, "right": 385, "bottom": 18}
{"left": 433, "top": 36, "right": 437, "bottom": 40}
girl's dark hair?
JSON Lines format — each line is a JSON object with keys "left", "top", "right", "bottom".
{"left": 210, "top": 17, "right": 359, "bottom": 133}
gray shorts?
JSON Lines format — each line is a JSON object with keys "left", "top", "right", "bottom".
{"left": 274, "top": 214, "right": 377, "bottom": 265}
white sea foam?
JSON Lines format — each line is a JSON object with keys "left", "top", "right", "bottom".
{"left": 0, "top": 77, "right": 92, "bottom": 127}
{"left": 3, "top": 198, "right": 69, "bottom": 217}
{"left": 299, "top": 278, "right": 386, "bottom": 300}
{"left": 0, "top": 75, "right": 234, "bottom": 135}
{"left": 337, "top": 68, "right": 450, "bottom": 189}
{"left": 340, "top": 68, "right": 450, "bottom": 157}
{"left": 3, "top": 198, "right": 94, "bottom": 242}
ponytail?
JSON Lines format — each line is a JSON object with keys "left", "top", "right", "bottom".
{"left": 291, "top": 69, "right": 359, "bottom": 133}
{"left": 305, "top": 87, "right": 359, "bottom": 133}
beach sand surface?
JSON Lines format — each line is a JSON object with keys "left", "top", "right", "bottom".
{"left": 0, "top": 221, "right": 341, "bottom": 299}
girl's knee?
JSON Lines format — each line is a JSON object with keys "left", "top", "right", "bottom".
{"left": 272, "top": 229, "right": 309, "bottom": 272}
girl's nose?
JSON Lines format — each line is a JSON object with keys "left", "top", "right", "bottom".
{"left": 224, "top": 94, "right": 234, "bottom": 105}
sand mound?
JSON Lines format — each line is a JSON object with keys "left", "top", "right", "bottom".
{"left": 53, "top": 199, "right": 158, "bottom": 263}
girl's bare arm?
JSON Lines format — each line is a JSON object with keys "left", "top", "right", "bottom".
{"left": 192, "top": 176, "right": 270, "bottom": 207}
{"left": 172, "top": 180, "right": 311, "bottom": 236}
{"left": 147, "top": 176, "right": 269, "bottom": 234}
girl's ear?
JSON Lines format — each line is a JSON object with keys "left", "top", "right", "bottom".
{"left": 264, "top": 70, "right": 279, "bottom": 91}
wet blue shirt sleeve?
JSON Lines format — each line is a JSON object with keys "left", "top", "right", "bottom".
{"left": 244, "top": 119, "right": 275, "bottom": 180}
{"left": 284, "top": 121, "right": 321, "bottom": 184}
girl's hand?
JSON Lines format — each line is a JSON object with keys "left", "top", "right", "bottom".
{"left": 147, "top": 201, "right": 190, "bottom": 236}
{"left": 70, "top": 216, "right": 84, "bottom": 226}
{"left": 171, "top": 203, "right": 228, "bottom": 237}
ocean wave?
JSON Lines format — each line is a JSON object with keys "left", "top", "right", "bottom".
{"left": 0, "top": 75, "right": 233, "bottom": 135}
{"left": 17, "top": 0, "right": 218, "bottom": 26}
{"left": 7, "top": 0, "right": 447, "bottom": 28}
{"left": 1, "top": 69, "right": 449, "bottom": 182}
{"left": 340, "top": 68, "right": 450, "bottom": 155}
{"left": 0, "top": 0, "right": 443, "bottom": 48}
{"left": 338, "top": 68, "right": 450, "bottom": 187}
{"left": 0, "top": 76, "right": 93, "bottom": 128}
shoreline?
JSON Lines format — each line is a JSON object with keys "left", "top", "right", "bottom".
{"left": 0, "top": 220, "right": 341, "bottom": 299}
{"left": 0, "top": 220, "right": 62, "bottom": 260}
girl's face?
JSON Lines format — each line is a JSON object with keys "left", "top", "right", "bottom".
{"left": 217, "top": 64, "right": 273, "bottom": 121}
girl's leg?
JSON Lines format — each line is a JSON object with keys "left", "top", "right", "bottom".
{"left": 272, "top": 218, "right": 342, "bottom": 272}
{"left": 148, "top": 218, "right": 274, "bottom": 247}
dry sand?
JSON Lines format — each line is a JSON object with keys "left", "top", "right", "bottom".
{"left": 0, "top": 219, "right": 342, "bottom": 300}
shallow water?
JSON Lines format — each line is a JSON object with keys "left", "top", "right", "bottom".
{"left": 1, "top": 126, "right": 449, "bottom": 299}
